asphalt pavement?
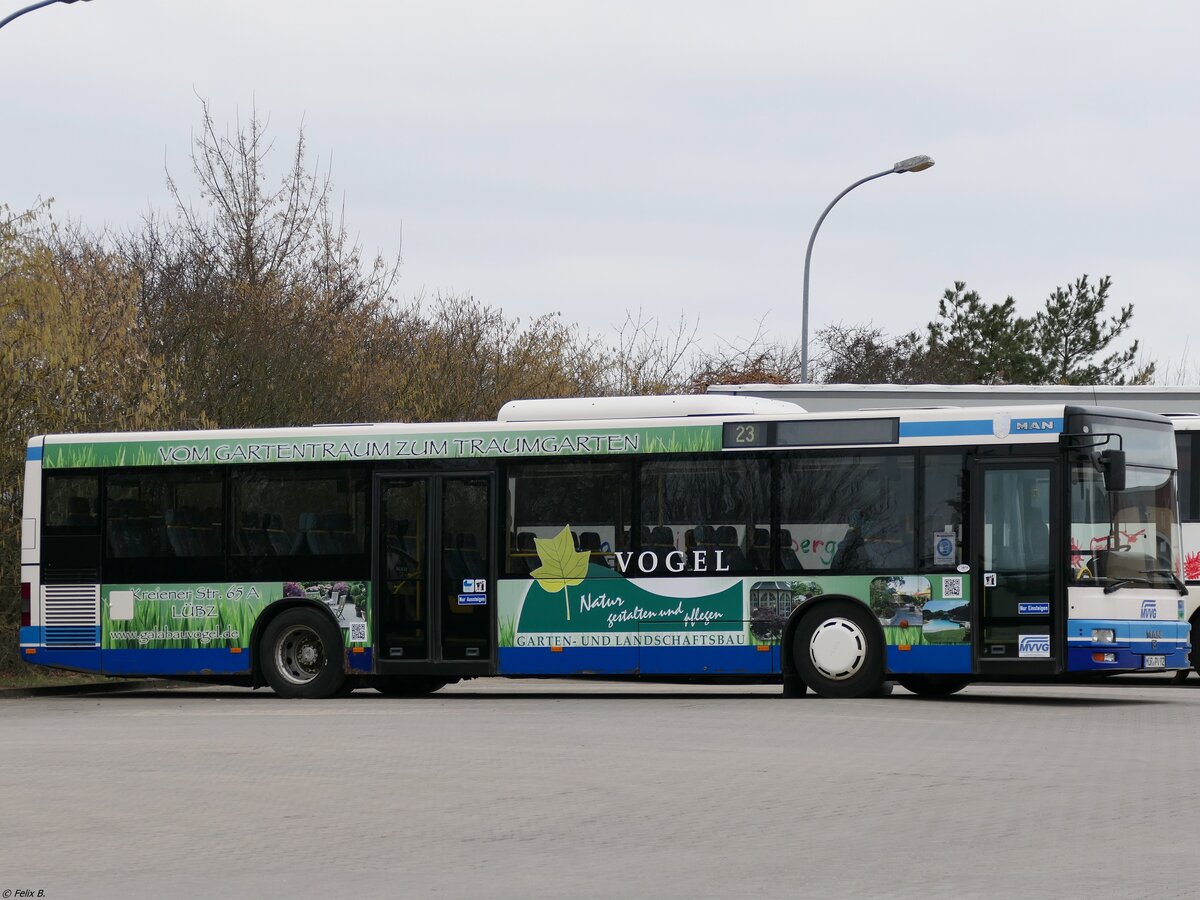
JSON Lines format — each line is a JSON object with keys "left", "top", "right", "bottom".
{"left": 2, "top": 677, "right": 1199, "bottom": 899}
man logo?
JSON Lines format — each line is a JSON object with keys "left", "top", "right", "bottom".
{"left": 1141, "top": 599, "right": 1157, "bottom": 619}
{"left": 1018, "top": 634, "right": 1051, "bottom": 658}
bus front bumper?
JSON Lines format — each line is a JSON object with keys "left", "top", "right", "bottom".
{"left": 1066, "top": 619, "right": 1190, "bottom": 672}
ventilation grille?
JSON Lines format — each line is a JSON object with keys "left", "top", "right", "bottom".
{"left": 42, "top": 583, "right": 100, "bottom": 647}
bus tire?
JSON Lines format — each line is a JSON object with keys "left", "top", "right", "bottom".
{"left": 371, "top": 676, "right": 448, "bottom": 697}
{"left": 895, "top": 675, "right": 970, "bottom": 697}
{"left": 260, "top": 607, "right": 348, "bottom": 699}
{"left": 793, "top": 600, "right": 884, "bottom": 699}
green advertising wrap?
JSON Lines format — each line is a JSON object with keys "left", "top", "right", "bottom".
{"left": 102, "top": 580, "right": 371, "bottom": 650}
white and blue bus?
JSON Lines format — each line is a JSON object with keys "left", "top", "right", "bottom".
{"left": 17, "top": 396, "right": 1189, "bottom": 698}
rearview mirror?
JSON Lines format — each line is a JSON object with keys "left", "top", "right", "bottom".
{"left": 1100, "top": 449, "right": 1126, "bottom": 493}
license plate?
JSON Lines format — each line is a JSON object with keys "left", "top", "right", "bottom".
{"left": 1144, "top": 655, "right": 1166, "bottom": 669}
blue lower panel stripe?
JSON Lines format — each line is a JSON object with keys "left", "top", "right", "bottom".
{"left": 100, "top": 649, "right": 253, "bottom": 676}
{"left": 886, "top": 644, "right": 972, "bottom": 674}
{"left": 641, "top": 646, "right": 775, "bottom": 675}
{"left": 26, "top": 646, "right": 371, "bottom": 677}
{"left": 500, "top": 645, "right": 975, "bottom": 677}
{"left": 498, "top": 646, "right": 776, "bottom": 676}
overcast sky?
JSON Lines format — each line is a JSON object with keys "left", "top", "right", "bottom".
{"left": 4, "top": 1, "right": 1197, "bottom": 379}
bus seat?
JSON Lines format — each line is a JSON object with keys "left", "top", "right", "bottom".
{"left": 750, "top": 527, "right": 771, "bottom": 570}
{"left": 579, "top": 531, "right": 606, "bottom": 567}
{"left": 778, "top": 528, "right": 804, "bottom": 571}
{"left": 195, "top": 506, "right": 222, "bottom": 555}
{"left": 292, "top": 513, "right": 319, "bottom": 555}
{"left": 650, "top": 526, "right": 674, "bottom": 550}
{"left": 324, "top": 512, "right": 357, "bottom": 554}
{"left": 692, "top": 525, "right": 716, "bottom": 552}
{"left": 164, "top": 508, "right": 197, "bottom": 557}
{"left": 513, "top": 531, "right": 536, "bottom": 573}
{"left": 647, "top": 526, "right": 674, "bottom": 574}
{"left": 264, "top": 514, "right": 291, "bottom": 555}
{"left": 238, "top": 513, "right": 271, "bottom": 556}
{"left": 715, "top": 525, "right": 746, "bottom": 569}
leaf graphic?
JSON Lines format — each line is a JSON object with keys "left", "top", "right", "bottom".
{"left": 530, "top": 524, "right": 590, "bottom": 621}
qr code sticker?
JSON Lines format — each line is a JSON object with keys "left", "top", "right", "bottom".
{"left": 349, "top": 622, "right": 367, "bottom": 642}
{"left": 941, "top": 577, "right": 963, "bottom": 600}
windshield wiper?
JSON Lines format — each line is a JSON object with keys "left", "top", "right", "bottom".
{"left": 1100, "top": 576, "right": 1153, "bottom": 594}
{"left": 1074, "top": 574, "right": 1150, "bottom": 592}
{"left": 1140, "top": 569, "right": 1189, "bottom": 596}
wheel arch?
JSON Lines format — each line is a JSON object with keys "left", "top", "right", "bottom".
{"left": 781, "top": 593, "right": 887, "bottom": 677}
{"left": 1188, "top": 607, "right": 1200, "bottom": 674}
{"left": 249, "top": 598, "right": 346, "bottom": 688}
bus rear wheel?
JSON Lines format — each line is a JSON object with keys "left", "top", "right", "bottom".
{"left": 261, "top": 607, "right": 348, "bottom": 699}
{"left": 895, "top": 675, "right": 970, "bottom": 697}
{"left": 793, "top": 600, "right": 884, "bottom": 699}
{"left": 372, "top": 676, "right": 449, "bottom": 697}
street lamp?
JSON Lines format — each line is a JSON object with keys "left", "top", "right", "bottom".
{"left": 0, "top": 0, "right": 90, "bottom": 32}
{"left": 800, "top": 154, "right": 935, "bottom": 383}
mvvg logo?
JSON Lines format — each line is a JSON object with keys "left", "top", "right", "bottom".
{"left": 1018, "top": 634, "right": 1050, "bottom": 658}
{"left": 1141, "top": 599, "right": 1157, "bottom": 620}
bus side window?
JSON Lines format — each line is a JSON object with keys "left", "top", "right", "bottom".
{"left": 42, "top": 473, "right": 101, "bottom": 577}
{"left": 230, "top": 465, "right": 370, "bottom": 581}
{"left": 44, "top": 474, "right": 99, "bottom": 534}
{"left": 637, "top": 458, "right": 770, "bottom": 575}
{"left": 1177, "top": 432, "right": 1196, "bottom": 523}
{"left": 779, "top": 453, "right": 916, "bottom": 573}
{"left": 104, "top": 469, "right": 226, "bottom": 582}
{"left": 505, "top": 461, "right": 632, "bottom": 577}
{"left": 921, "top": 453, "right": 967, "bottom": 569}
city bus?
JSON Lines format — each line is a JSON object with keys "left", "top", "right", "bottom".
{"left": 18, "top": 396, "right": 1189, "bottom": 698}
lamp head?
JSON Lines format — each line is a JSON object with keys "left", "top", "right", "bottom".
{"left": 893, "top": 155, "right": 935, "bottom": 173}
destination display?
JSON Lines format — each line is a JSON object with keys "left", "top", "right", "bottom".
{"left": 722, "top": 418, "right": 899, "bottom": 449}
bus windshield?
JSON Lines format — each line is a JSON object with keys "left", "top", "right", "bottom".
{"left": 1070, "top": 461, "right": 1179, "bottom": 588}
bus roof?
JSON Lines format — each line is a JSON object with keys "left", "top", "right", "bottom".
{"left": 707, "top": 382, "right": 1200, "bottom": 416}
{"left": 497, "top": 394, "right": 803, "bottom": 422}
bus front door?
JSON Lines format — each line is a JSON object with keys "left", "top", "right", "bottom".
{"left": 376, "top": 473, "right": 495, "bottom": 673}
{"left": 972, "top": 461, "right": 1060, "bottom": 675}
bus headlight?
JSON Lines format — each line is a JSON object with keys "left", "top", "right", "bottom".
{"left": 1091, "top": 628, "right": 1116, "bottom": 644}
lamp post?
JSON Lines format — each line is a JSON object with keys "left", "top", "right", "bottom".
{"left": 800, "top": 154, "right": 935, "bottom": 383}
{"left": 0, "top": 0, "right": 90, "bottom": 32}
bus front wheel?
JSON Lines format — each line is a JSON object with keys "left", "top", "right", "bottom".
{"left": 260, "top": 607, "right": 348, "bottom": 699}
{"left": 793, "top": 600, "right": 884, "bottom": 699}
